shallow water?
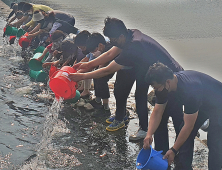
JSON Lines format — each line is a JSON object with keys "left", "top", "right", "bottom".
{"left": 0, "top": 0, "right": 218, "bottom": 169}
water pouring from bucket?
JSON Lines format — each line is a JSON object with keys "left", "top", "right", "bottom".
{"left": 49, "top": 66, "right": 78, "bottom": 100}
{"left": 136, "top": 145, "right": 168, "bottom": 170}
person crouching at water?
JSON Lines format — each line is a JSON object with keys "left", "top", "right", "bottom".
{"left": 26, "top": 10, "right": 78, "bottom": 40}
{"left": 36, "top": 30, "right": 66, "bottom": 64}
{"left": 144, "top": 62, "right": 222, "bottom": 170}
{"left": 11, "top": 2, "right": 53, "bottom": 32}
{"left": 83, "top": 32, "right": 114, "bottom": 112}
{"left": 42, "top": 40, "right": 78, "bottom": 68}
{"left": 74, "top": 30, "right": 93, "bottom": 98}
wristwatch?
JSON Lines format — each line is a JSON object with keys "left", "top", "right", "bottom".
{"left": 170, "top": 147, "right": 179, "bottom": 155}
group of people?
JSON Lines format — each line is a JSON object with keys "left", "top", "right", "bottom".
{"left": 5, "top": 2, "right": 222, "bottom": 170}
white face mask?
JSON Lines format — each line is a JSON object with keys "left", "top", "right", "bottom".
{"left": 92, "top": 50, "right": 101, "bottom": 58}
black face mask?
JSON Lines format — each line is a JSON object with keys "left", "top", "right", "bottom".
{"left": 155, "top": 87, "right": 169, "bottom": 104}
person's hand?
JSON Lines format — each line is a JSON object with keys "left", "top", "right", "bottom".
{"left": 26, "top": 34, "right": 32, "bottom": 39}
{"left": 42, "top": 62, "right": 53, "bottom": 68}
{"left": 21, "top": 25, "right": 26, "bottom": 30}
{"left": 163, "top": 149, "right": 175, "bottom": 165}
{"left": 53, "top": 50, "right": 58, "bottom": 57}
{"left": 36, "top": 57, "right": 42, "bottom": 61}
{"left": 73, "top": 62, "right": 91, "bottom": 73}
{"left": 68, "top": 73, "right": 85, "bottom": 82}
{"left": 143, "top": 135, "right": 153, "bottom": 149}
{"left": 7, "top": 23, "right": 13, "bottom": 27}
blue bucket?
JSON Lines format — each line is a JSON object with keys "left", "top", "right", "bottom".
{"left": 136, "top": 146, "right": 168, "bottom": 170}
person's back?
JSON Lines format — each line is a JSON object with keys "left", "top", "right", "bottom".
{"left": 53, "top": 10, "right": 75, "bottom": 26}
{"left": 114, "top": 29, "right": 183, "bottom": 77}
{"left": 176, "top": 70, "right": 222, "bottom": 112}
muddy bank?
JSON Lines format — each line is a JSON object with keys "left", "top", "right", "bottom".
{"left": 0, "top": 1, "right": 208, "bottom": 170}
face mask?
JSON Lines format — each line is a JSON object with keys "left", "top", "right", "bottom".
{"left": 155, "top": 87, "right": 168, "bottom": 104}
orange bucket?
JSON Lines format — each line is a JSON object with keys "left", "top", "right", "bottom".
{"left": 18, "top": 33, "right": 32, "bottom": 48}
{"left": 49, "top": 66, "right": 77, "bottom": 99}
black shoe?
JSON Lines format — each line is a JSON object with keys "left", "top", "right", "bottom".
{"left": 89, "top": 99, "right": 102, "bottom": 109}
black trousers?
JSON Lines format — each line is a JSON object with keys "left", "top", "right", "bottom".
{"left": 93, "top": 73, "right": 114, "bottom": 99}
{"left": 154, "top": 92, "right": 184, "bottom": 154}
{"left": 176, "top": 110, "right": 222, "bottom": 170}
{"left": 114, "top": 68, "right": 149, "bottom": 131}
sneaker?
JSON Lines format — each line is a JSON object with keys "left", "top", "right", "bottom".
{"left": 89, "top": 99, "right": 102, "bottom": 109}
{"left": 106, "top": 120, "right": 125, "bottom": 131}
{"left": 106, "top": 114, "right": 129, "bottom": 124}
{"left": 129, "top": 128, "right": 147, "bottom": 141}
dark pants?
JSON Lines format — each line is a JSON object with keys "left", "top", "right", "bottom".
{"left": 154, "top": 92, "right": 184, "bottom": 154}
{"left": 175, "top": 110, "right": 222, "bottom": 170}
{"left": 93, "top": 73, "right": 114, "bottom": 99}
{"left": 114, "top": 68, "right": 149, "bottom": 131}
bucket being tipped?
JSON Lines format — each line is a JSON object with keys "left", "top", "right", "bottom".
{"left": 136, "top": 146, "right": 168, "bottom": 170}
{"left": 5, "top": 26, "right": 18, "bottom": 36}
{"left": 64, "top": 90, "right": 80, "bottom": 103}
{"left": 29, "top": 70, "right": 48, "bottom": 82}
{"left": 49, "top": 66, "right": 77, "bottom": 99}
{"left": 18, "top": 32, "right": 32, "bottom": 48}
{"left": 16, "top": 29, "right": 26, "bottom": 38}
{"left": 28, "top": 53, "right": 46, "bottom": 71}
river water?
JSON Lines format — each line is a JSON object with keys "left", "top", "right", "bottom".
{"left": 1, "top": 0, "right": 221, "bottom": 169}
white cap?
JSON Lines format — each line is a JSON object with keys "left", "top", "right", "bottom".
{"left": 32, "top": 12, "right": 44, "bottom": 22}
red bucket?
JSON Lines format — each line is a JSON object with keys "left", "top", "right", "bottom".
{"left": 49, "top": 66, "right": 77, "bottom": 99}
{"left": 18, "top": 33, "right": 32, "bottom": 48}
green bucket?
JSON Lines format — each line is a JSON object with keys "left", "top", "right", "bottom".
{"left": 29, "top": 53, "right": 46, "bottom": 71}
{"left": 34, "top": 46, "right": 45, "bottom": 54}
{"left": 16, "top": 29, "right": 26, "bottom": 38}
{"left": 29, "top": 70, "right": 48, "bottom": 82}
{"left": 33, "top": 46, "right": 49, "bottom": 58}
{"left": 5, "top": 26, "right": 18, "bottom": 36}
{"left": 65, "top": 90, "right": 80, "bottom": 103}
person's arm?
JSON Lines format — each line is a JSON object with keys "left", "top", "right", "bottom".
{"left": 163, "top": 112, "right": 198, "bottom": 165}
{"left": 24, "top": 18, "right": 35, "bottom": 28}
{"left": 12, "top": 15, "right": 28, "bottom": 28}
{"left": 74, "top": 46, "right": 122, "bottom": 73}
{"left": 49, "top": 22, "right": 62, "bottom": 34}
{"left": 29, "top": 23, "right": 41, "bottom": 34}
{"left": 37, "top": 48, "right": 49, "bottom": 61}
{"left": 69, "top": 61, "right": 123, "bottom": 81}
{"left": 27, "top": 29, "right": 45, "bottom": 39}
{"left": 6, "top": 11, "right": 15, "bottom": 22}
{"left": 80, "top": 57, "right": 89, "bottom": 63}
{"left": 143, "top": 103, "right": 167, "bottom": 149}
{"left": 7, "top": 16, "right": 16, "bottom": 25}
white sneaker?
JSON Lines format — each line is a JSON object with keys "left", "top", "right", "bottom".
{"left": 129, "top": 128, "right": 147, "bottom": 141}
